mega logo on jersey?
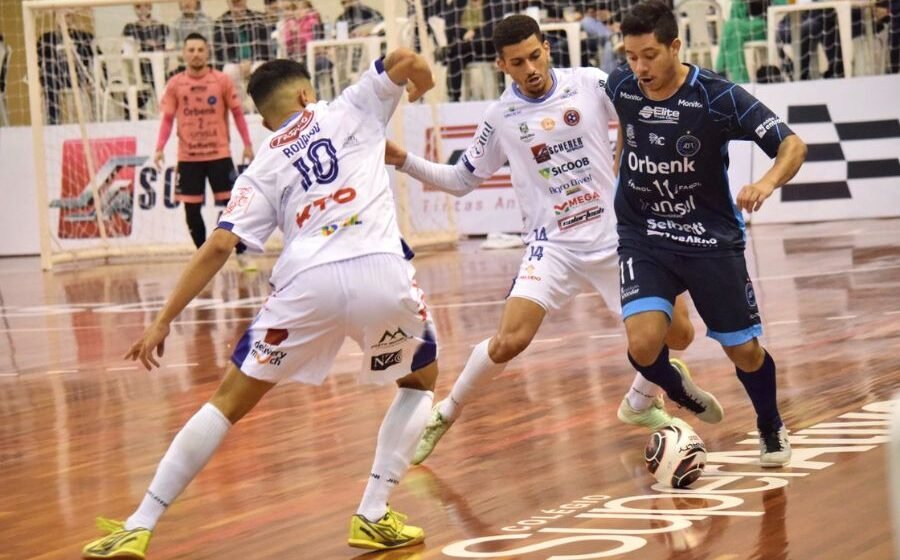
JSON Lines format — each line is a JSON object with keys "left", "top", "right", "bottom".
{"left": 51, "top": 138, "right": 148, "bottom": 239}
{"left": 269, "top": 110, "right": 316, "bottom": 148}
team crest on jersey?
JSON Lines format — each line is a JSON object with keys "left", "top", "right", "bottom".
{"left": 207, "top": 96, "right": 217, "bottom": 105}
{"left": 541, "top": 118, "right": 556, "bottom": 131}
{"left": 563, "top": 109, "right": 580, "bottom": 126}
{"left": 519, "top": 122, "right": 535, "bottom": 142}
{"left": 626, "top": 124, "right": 637, "bottom": 147}
{"left": 269, "top": 110, "right": 315, "bottom": 148}
{"left": 676, "top": 134, "right": 701, "bottom": 157}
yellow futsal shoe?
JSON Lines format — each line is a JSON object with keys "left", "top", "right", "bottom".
{"left": 411, "top": 404, "right": 454, "bottom": 465}
{"left": 668, "top": 358, "right": 725, "bottom": 424}
{"left": 82, "top": 517, "right": 151, "bottom": 559}
{"left": 617, "top": 395, "right": 691, "bottom": 431}
{"left": 348, "top": 507, "right": 425, "bottom": 550}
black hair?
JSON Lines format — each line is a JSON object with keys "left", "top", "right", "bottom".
{"left": 621, "top": 0, "right": 679, "bottom": 45}
{"left": 492, "top": 14, "right": 543, "bottom": 57}
{"left": 183, "top": 32, "right": 207, "bottom": 44}
{"left": 247, "top": 59, "right": 311, "bottom": 109}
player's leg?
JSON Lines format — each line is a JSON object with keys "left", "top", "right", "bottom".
{"left": 620, "top": 246, "right": 723, "bottom": 424}
{"left": 82, "top": 364, "right": 275, "bottom": 559}
{"left": 350, "top": 254, "right": 438, "bottom": 550}
{"left": 590, "top": 253, "right": 697, "bottom": 429}
{"left": 175, "top": 161, "right": 207, "bottom": 249}
{"left": 687, "top": 255, "right": 790, "bottom": 466}
{"left": 208, "top": 158, "right": 253, "bottom": 269}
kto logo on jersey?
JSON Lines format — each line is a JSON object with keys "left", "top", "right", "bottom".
{"left": 627, "top": 152, "right": 695, "bottom": 174}
{"left": 558, "top": 206, "right": 604, "bottom": 231}
{"left": 295, "top": 187, "right": 357, "bottom": 229}
{"left": 51, "top": 137, "right": 147, "bottom": 239}
{"left": 270, "top": 110, "right": 316, "bottom": 148}
{"left": 251, "top": 328, "right": 289, "bottom": 366}
{"left": 531, "top": 137, "right": 585, "bottom": 163}
{"left": 755, "top": 117, "right": 782, "bottom": 138}
{"left": 638, "top": 106, "right": 680, "bottom": 124}
{"left": 677, "top": 98, "right": 703, "bottom": 109}
{"left": 539, "top": 157, "right": 591, "bottom": 179}
{"left": 554, "top": 191, "right": 600, "bottom": 215}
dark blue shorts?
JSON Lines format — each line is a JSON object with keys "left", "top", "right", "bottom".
{"left": 618, "top": 243, "right": 762, "bottom": 346}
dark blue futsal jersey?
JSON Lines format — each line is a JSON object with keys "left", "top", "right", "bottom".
{"left": 605, "top": 64, "right": 794, "bottom": 255}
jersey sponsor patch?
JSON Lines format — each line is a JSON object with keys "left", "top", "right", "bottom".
{"left": 676, "top": 134, "right": 701, "bottom": 157}
{"left": 563, "top": 109, "right": 580, "bottom": 126}
{"left": 270, "top": 110, "right": 316, "bottom": 148}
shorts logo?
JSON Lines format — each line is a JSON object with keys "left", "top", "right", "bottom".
{"left": 518, "top": 264, "right": 541, "bottom": 281}
{"left": 563, "top": 109, "right": 580, "bottom": 126}
{"left": 676, "top": 134, "right": 701, "bottom": 157}
{"left": 745, "top": 281, "right": 757, "bottom": 307}
{"left": 373, "top": 327, "right": 410, "bottom": 349}
{"left": 251, "top": 328, "right": 289, "bottom": 366}
{"left": 371, "top": 350, "right": 403, "bottom": 371}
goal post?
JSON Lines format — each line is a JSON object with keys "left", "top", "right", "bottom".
{"left": 21, "top": 0, "right": 457, "bottom": 270}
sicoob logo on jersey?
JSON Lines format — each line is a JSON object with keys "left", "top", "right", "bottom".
{"left": 269, "top": 110, "right": 315, "bottom": 148}
{"left": 251, "top": 328, "right": 289, "bottom": 366}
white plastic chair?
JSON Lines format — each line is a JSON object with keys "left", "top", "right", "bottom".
{"left": 677, "top": 0, "right": 724, "bottom": 68}
{"left": 93, "top": 37, "right": 151, "bottom": 122}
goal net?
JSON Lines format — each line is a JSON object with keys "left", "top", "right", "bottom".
{"left": 21, "top": 0, "right": 456, "bottom": 269}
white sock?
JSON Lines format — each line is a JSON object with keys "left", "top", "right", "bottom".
{"left": 439, "top": 339, "right": 507, "bottom": 422}
{"left": 125, "top": 403, "right": 232, "bottom": 530}
{"left": 626, "top": 373, "right": 663, "bottom": 411}
{"left": 357, "top": 388, "right": 433, "bottom": 522}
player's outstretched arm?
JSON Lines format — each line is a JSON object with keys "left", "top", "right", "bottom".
{"left": 383, "top": 47, "right": 434, "bottom": 102}
{"left": 736, "top": 135, "right": 807, "bottom": 213}
{"left": 386, "top": 139, "right": 482, "bottom": 197}
{"left": 124, "top": 229, "right": 241, "bottom": 370}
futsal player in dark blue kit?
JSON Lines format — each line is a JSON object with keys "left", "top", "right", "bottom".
{"left": 604, "top": 1, "right": 808, "bottom": 466}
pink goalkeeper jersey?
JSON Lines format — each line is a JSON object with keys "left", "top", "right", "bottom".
{"left": 161, "top": 68, "right": 241, "bottom": 162}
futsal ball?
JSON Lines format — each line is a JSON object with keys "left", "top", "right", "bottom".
{"left": 644, "top": 424, "right": 707, "bottom": 488}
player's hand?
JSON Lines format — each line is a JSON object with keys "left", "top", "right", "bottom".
{"left": 736, "top": 180, "right": 776, "bottom": 213}
{"left": 154, "top": 150, "right": 165, "bottom": 170}
{"left": 242, "top": 145, "right": 254, "bottom": 164}
{"left": 384, "top": 140, "right": 408, "bottom": 167}
{"left": 124, "top": 320, "right": 171, "bottom": 371}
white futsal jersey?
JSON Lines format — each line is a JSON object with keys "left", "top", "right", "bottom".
{"left": 461, "top": 67, "right": 619, "bottom": 254}
{"left": 219, "top": 59, "right": 407, "bottom": 290}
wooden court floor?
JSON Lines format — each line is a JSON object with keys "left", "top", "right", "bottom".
{"left": 1, "top": 218, "right": 899, "bottom": 560}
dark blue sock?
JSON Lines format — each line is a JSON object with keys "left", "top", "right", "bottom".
{"left": 736, "top": 350, "right": 782, "bottom": 432}
{"left": 627, "top": 346, "right": 680, "bottom": 393}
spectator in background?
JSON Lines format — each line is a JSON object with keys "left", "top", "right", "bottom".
{"left": 38, "top": 10, "right": 94, "bottom": 125}
{"left": 263, "top": 0, "right": 284, "bottom": 55}
{"left": 716, "top": 0, "right": 786, "bottom": 83}
{"left": 337, "top": 0, "right": 383, "bottom": 37}
{"left": 214, "top": 0, "right": 272, "bottom": 111}
{"left": 172, "top": 0, "right": 213, "bottom": 49}
{"left": 123, "top": 2, "right": 170, "bottom": 118}
{"left": 439, "top": 0, "right": 503, "bottom": 102}
{"left": 283, "top": 1, "right": 323, "bottom": 59}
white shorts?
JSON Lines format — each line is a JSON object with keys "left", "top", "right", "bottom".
{"left": 231, "top": 253, "right": 437, "bottom": 385}
{"left": 509, "top": 243, "right": 621, "bottom": 314}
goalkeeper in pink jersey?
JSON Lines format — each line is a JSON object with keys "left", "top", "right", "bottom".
{"left": 154, "top": 32, "right": 255, "bottom": 268}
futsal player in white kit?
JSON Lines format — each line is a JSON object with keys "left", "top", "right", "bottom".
{"left": 82, "top": 50, "right": 438, "bottom": 559}
{"left": 386, "top": 15, "right": 724, "bottom": 465}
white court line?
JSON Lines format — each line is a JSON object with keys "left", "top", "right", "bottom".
{"left": 826, "top": 315, "right": 858, "bottom": 321}
{"left": 532, "top": 338, "right": 563, "bottom": 344}
{"left": 349, "top": 352, "right": 363, "bottom": 357}
{"left": 884, "top": 311, "right": 900, "bottom": 316}
{"left": 766, "top": 320, "right": 801, "bottom": 326}
{"left": 46, "top": 369, "right": 78, "bottom": 375}
{"left": 165, "top": 363, "right": 199, "bottom": 368}
{"left": 589, "top": 334, "right": 622, "bottom": 339}
{"left": 0, "top": 373, "right": 19, "bottom": 377}
{"left": 106, "top": 366, "right": 139, "bottom": 372}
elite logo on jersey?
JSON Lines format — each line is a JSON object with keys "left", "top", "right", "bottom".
{"left": 270, "top": 110, "right": 315, "bottom": 148}
{"left": 638, "top": 106, "right": 680, "bottom": 124}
